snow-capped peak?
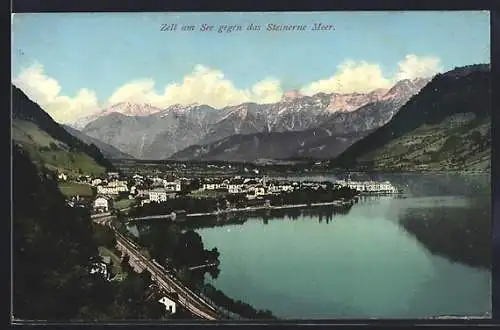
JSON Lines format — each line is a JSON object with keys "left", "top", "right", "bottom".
{"left": 163, "top": 103, "right": 202, "bottom": 113}
{"left": 66, "top": 102, "right": 162, "bottom": 129}
{"left": 281, "top": 89, "right": 303, "bottom": 101}
{"left": 102, "top": 102, "right": 162, "bottom": 116}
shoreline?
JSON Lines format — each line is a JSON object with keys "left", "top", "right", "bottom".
{"left": 128, "top": 198, "right": 359, "bottom": 221}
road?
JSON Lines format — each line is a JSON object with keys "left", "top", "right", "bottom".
{"left": 189, "top": 263, "right": 218, "bottom": 271}
{"left": 127, "top": 201, "right": 351, "bottom": 221}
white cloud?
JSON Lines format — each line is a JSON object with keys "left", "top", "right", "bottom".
{"left": 108, "top": 65, "right": 283, "bottom": 109}
{"left": 300, "top": 60, "right": 393, "bottom": 96}
{"left": 108, "top": 79, "right": 158, "bottom": 105}
{"left": 13, "top": 54, "right": 442, "bottom": 124}
{"left": 300, "top": 54, "right": 443, "bottom": 96}
{"left": 13, "top": 62, "right": 100, "bottom": 124}
{"left": 394, "top": 54, "right": 443, "bottom": 80}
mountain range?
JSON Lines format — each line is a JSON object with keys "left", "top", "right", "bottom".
{"left": 12, "top": 64, "right": 491, "bottom": 173}
{"left": 73, "top": 77, "right": 430, "bottom": 160}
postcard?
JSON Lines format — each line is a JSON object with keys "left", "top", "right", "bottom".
{"left": 11, "top": 11, "right": 492, "bottom": 322}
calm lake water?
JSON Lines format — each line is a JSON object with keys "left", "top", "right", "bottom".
{"left": 194, "top": 173, "right": 492, "bottom": 319}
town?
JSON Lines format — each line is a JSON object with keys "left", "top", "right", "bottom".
{"left": 59, "top": 170, "right": 401, "bottom": 216}
{"left": 57, "top": 169, "right": 401, "bottom": 319}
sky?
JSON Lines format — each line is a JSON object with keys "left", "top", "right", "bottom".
{"left": 11, "top": 11, "right": 490, "bottom": 124}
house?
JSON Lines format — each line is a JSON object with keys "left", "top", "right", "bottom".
{"left": 78, "top": 175, "right": 91, "bottom": 183}
{"left": 152, "top": 177, "right": 164, "bottom": 185}
{"left": 108, "top": 180, "right": 128, "bottom": 188}
{"left": 279, "top": 184, "right": 294, "bottom": 192}
{"left": 158, "top": 296, "right": 177, "bottom": 314}
{"left": 228, "top": 184, "right": 244, "bottom": 194}
{"left": 93, "top": 196, "right": 109, "bottom": 213}
{"left": 267, "top": 185, "right": 278, "bottom": 194}
{"left": 246, "top": 186, "right": 266, "bottom": 199}
{"left": 97, "top": 181, "right": 128, "bottom": 195}
{"left": 91, "top": 178, "right": 103, "bottom": 186}
{"left": 57, "top": 172, "right": 68, "bottom": 181}
{"left": 380, "top": 181, "right": 399, "bottom": 193}
{"left": 203, "top": 183, "right": 217, "bottom": 191}
{"left": 133, "top": 174, "right": 143, "bottom": 180}
{"left": 132, "top": 175, "right": 144, "bottom": 185}
{"left": 97, "top": 185, "right": 120, "bottom": 195}
{"left": 149, "top": 189, "right": 168, "bottom": 203}
{"left": 164, "top": 181, "right": 181, "bottom": 192}
{"left": 90, "top": 262, "right": 110, "bottom": 281}
{"left": 254, "top": 186, "right": 266, "bottom": 196}
{"left": 215, "top": 182, "right": 229, "bottom": 191}
{"left": 107, "top": 172, "right": 120, "bottom": 180}
{"left": 243, "top": 178, "right": 259, "bottom": 185}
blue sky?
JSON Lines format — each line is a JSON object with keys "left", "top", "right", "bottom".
{"left": 11, "top": 11, "right": 490, "bottom": 123}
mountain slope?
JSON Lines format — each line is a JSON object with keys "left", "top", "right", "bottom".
{"left": 62, "top": 125, "right": 134, "bottom": 159}
{"left": 332, "top": 64, "right": 491, "bottom": 172}
{"left": 171, "top": 129, "right": 369, "bottom": 162}
{"left": 12, "top": 85, "right": 116, "bottom": 176}
{"left": 82, "top": 104, "right": 221, "bottom": 159}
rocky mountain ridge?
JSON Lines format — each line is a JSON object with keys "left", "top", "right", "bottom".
{"left": 76, "top": 77, "right": 430, "bottom": 159}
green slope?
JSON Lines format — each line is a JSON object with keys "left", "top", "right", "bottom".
{"left": 12, "top": 85, "right": 116, "bottom": 177}
{"left": 13, "top": 119, "right": 106, "bottom": 176}
{"left": 332, "top": 64, "right": 491, "bottom": 172}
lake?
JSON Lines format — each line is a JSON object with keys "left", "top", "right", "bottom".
{"left": 194, "top": 173, "right": 492, "bottom": 319}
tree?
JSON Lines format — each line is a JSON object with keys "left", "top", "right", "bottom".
{"left": 173, "top": 230, "right": 205, "bottom": 267}
{"left": 92, "top": 224, "right": 117, "bottom": 248}
{"left": 49, "top": 142, "right": 59, "bottom": 151}
{"left": 470, "top": 130, "right": 483, "bottom": 145}
{"left": 13, "top": 145, "right": 99, "bottom": 320}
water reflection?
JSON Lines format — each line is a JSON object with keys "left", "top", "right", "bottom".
{"left": 181, "top": 203, "right": 355, "bottom": 230}
{"left": 398, "top": 198, "right": 491, "bottom": 269}
{"left": 128, "top": 194, "right": 491, "bottom": 271}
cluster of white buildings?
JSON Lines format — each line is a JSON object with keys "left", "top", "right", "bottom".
{"left": 335, "top": 180, "right": 400, "bottom": 194}
{"left": 96, "top": 180, "right": 129, "bottom": 195}
{"left": 201, "top": 177, "right": 310, "bottom": 200}
{"left": 199, "top": 176, "right": 400, "bottom": 198}
{"left": 109, "top": 171, "right": 400, "bottom": 208}
{"left": 135, "top": 179, "right": 183, "bottom": 204}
